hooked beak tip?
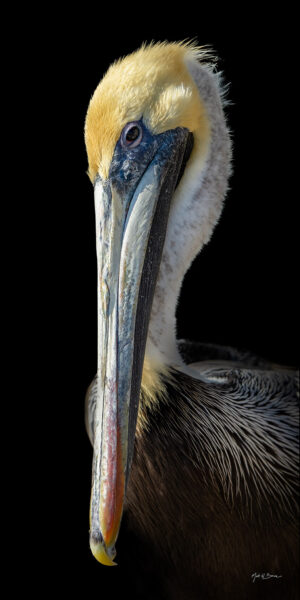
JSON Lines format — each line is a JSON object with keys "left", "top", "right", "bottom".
{"left": 90, "top": 534, "right": 117, "bottom": 566}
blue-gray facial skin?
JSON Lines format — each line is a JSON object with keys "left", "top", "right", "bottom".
{"left": 105, "top": 119, "right": 192, "bottom": 201}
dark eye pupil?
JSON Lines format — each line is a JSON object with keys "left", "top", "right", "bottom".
{"left": 126, "top": 126, "right": 139, "bottom": 142}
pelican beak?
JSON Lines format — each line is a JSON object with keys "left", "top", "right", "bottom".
{"left": 88, "top": 126, "right": 193, "bottom": 565}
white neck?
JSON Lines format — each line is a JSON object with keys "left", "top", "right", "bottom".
{"left": 146, "top": 58, "right": 232, "bottom": 367}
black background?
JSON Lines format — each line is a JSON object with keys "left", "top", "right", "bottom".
{"left": 8, "top": 7, "right": 298, "bottom": 596}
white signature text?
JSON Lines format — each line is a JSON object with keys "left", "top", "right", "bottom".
{"left": 251, "top": 572, "right": 282, "bottom": 583}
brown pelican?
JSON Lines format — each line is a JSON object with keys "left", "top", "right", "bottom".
{"left": 84, "top": 41, "right": 299, "bottom": 599}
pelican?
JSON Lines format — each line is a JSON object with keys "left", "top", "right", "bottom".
{"left": 84, "top": 41, "right": 299, "bottom": 599}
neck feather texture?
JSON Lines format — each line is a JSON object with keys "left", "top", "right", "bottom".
{"left": 145, "top": 57, "right": 232, "bottom": 367}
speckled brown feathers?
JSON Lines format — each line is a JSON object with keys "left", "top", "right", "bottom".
{"left": 123, "top": 342, "right": 299, "bottom": 600}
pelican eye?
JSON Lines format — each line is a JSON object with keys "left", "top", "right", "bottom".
{"left": 121, "top": 122, "right": 143, "bottom": 149}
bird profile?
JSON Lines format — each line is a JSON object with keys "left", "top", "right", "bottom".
{"left": 84, "top": 41, "right": 299, "bottom": 599}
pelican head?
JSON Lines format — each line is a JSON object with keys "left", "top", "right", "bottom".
{"left": 84, "top": 42, "right": 231, "bottom": 565}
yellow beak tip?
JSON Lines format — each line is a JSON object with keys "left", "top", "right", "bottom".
{"left": 90, "top": 538, "right": 117, "bottom": 566}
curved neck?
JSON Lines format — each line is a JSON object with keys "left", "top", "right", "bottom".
{"left": 145, "top": 59, "right": 232, "bottom": 367}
